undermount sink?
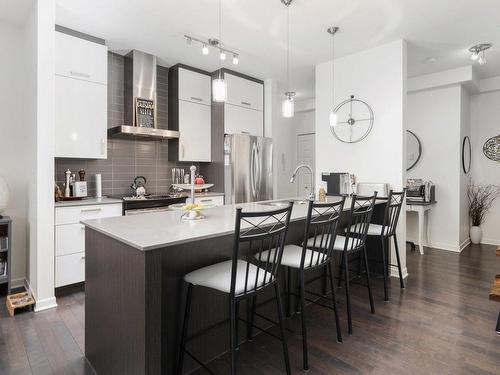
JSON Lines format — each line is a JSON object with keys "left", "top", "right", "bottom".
{"left": 258, "top": 199, "right": 309, "bottom": 207}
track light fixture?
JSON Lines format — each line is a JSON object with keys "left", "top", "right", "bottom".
{"left": 183, "top": 35, "right": 240, "bottom": 65}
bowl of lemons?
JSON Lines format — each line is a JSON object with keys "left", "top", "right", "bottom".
{"left": 181, "top": 203, "right": 207, "bottom": 221}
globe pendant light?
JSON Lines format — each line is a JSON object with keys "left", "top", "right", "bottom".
{"left": 328, "top": 26, "right": 339, "bottom": 128}
{"left": 281, "top": 0, "right": 295, "bottom": 118}
{"left": 212, "top": 0, "right": 227, "bottom": 102}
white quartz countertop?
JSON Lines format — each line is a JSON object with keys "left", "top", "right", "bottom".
{"left": 82, "top": 197, "right": 381, "bottom": 251}
{"left": 55, "top": 197, "right": 123, "bottom": 208}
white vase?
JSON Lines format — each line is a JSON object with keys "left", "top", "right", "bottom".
{"left": 470, "top": 226, "right": 483, "bottom": 244}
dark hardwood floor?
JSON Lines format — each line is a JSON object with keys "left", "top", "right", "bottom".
{"left": 1, "top": 244, "right": 499, "bottom": 374}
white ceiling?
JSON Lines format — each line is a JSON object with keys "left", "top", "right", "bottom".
{"left": 55, "top": 0, "right": 500, "bottom": 99}
{"left": 0, "top": 0, "right": 33, "bottom": 25}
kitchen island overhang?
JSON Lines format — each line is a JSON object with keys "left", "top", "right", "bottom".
{"left": 82, "top": 198, "right": 388, "bottom": 375}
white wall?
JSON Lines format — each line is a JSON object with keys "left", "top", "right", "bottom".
{"left": 0, "top": 21, "right": 30, "bottom": 287}
{"left": 0, "top": 0, "right": 56, "bottom": 310}
{"left": 264, "top": 79, "right": 296, "bottom": 199}
{"left": 315, "top": 39, "right": 407, "bottom": 277}
{"left": 470, "top": 90, "right": 500, "bottom": 245}
{"left": 30, "top": 0, "right": 56, "bottom": 311}
{"left": 406, "top": 85, "right": 463, "bottom": 251}
{"left": 459, "top": 86, "right": 471, "bottom": 248}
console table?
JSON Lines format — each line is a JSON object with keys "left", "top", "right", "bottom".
{"left": 406, "top": 201, "right": 436, "bottom": 254}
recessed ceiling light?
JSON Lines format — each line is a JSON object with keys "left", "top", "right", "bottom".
{"left": 469, "top": 43, "right": 492, "bottom": 65}
{"left": 424, "top": 57, "right": 437, "bottom": 63}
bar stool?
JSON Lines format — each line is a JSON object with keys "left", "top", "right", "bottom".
{"left": 256, "top": 198, "right": 345, "bottom": 371}
{"left": 177, "top": 203, "right": 294, "bottom": 375}
{"left": 323, "top": 194, "right": 377, "bottom": 334}
{"left": 351, "top": 189, "right": 406, "bottom": 301}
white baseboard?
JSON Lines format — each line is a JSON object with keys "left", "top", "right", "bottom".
{"left": 459, "top": 238, "right": 471, "bottom": 252}
{"left": 390, "top": 266, "right": 408, "bottom": 279}
{"left": 34, "top": 297, "right": 58, "bottom": 312}
{"left": 481, "top": 238, "right": 500, "bottom": 246}
{"left": 24, "top": 278, "right": 58, "bottom": 312}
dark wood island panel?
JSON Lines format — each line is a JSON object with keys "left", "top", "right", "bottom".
{"left": 85, "top": 203, "right": 388, "bottom": 375}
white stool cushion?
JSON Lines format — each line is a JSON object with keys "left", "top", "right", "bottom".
{"left": 257, "top": 245, "right": 325, "bottom": 270}
{"left": 350, "top": 224, "right": 390, "bottom": 236}
{"left": 184, "top": 259, "right": 272, "bottom": 295}
{"left": 305, "top": 235, "right": 357, "bottom": 251}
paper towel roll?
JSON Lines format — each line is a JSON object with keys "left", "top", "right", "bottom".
{"left": 95, "top": 174, "right": 102, "bottom": 198}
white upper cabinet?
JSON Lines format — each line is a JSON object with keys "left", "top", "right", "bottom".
{"left": 169, "top": 65, "right": 212, "bottom": 162}
{"left": 178, "top": 100, "right": 211, "bottom": 162}
{"left": 224, "top": 103, "right": 264, "bottom": 137}
{"left": 178, "top": 68, "right": 212, "bottom": 105}
{"left": 54, "top": 31, "right": 108, "bottom": 159}
{"left": 55, "top": 76, "right": 107, "bottom": 158}
{"left": 55, "top": 31, "right": 107, "bottom": 85}
{"left": 225, "top": 73, "right": 264, "bottom": 111}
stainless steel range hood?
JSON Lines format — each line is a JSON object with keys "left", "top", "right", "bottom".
{"left": 107, "top": 50, "right": 179, "bottom": 140}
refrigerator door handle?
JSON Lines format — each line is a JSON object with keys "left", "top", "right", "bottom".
{"left": 255, "top": 141, "right": 262, "bottom": 200}
{"left": 250, "top": 141, "right": 259, "bottom": 200}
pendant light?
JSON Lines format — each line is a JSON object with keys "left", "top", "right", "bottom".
{"left": 327, "top": 26, "right": 339, "bottom": 128}
{"left": 212, "top": 0, "right": 227, "bottom": 102}
{"left": 282, "top": 0, "right": 295, "bottom": 118}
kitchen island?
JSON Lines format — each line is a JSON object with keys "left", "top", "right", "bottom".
{"left": 82, "top": 197, "right": 387, "bottom": 375}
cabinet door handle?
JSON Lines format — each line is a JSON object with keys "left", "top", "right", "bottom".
{"left": 81, "top": 207, "right": 102, "bottom": 213}
{"left": 81, "top": 256, "right": 86, "bottom": 260}
{"left": 70, "top": 71, "right": 91, "bottom": 79}
{"left": 241, "top": 101, "right": 251, "bottom": 106}
{"left": 190, "top": 97, "right": 203, "bottom": 102}
{"left": 181, "top": 144, "right": 185, "bottom": 159}
{"left": 199, "top": 199, "right": 212, "bottom": 203}
{"left": 241, "top": 131, "right": 251, "bottom": 134}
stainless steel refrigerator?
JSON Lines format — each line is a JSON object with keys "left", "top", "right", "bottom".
{"left": 224, "top": 134, "right": 273, "bottom": 204}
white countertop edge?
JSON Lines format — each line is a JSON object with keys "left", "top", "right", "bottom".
{"left": 55, "top": 197, "right": 123, "bottom": 208}
{"left": 81, "top": 197, "right": 385, "bottom": 252}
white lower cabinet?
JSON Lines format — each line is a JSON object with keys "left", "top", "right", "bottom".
{"left": 55, "top": 203, "right": 122, "bottom": 287}
{"left": 194, "top": 195, "right": 224, "bottom": 207}
{"left": 55, "top": 252, "right": 86, "bottom": 288}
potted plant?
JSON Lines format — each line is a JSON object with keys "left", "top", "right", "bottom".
{"left": 467, "top": 183, "right": 500, "bottom": 244}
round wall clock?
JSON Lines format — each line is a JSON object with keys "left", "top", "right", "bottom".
{"left": 462, "top": 136, "right": 471, "bottom": 173}
{"left": 330, "top": 95, "right": 374, "bottom": 143}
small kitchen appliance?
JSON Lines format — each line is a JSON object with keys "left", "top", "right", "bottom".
{"left": 406, "top": 179, "right": 435, "bottom": 203}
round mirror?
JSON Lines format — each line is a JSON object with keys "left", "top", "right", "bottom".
{"left": 406, "top": 130, "right": 422, "bottom": 171}
{"left": 462, "top": 136, "right": 471, "bottom": 173}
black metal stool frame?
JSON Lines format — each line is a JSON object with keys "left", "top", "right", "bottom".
{"left": 265, "top": 198, "right": 346, "bottom": 371}
{"left": 336, "top": 194, "right": 377, "bottom": 334}
{"left": 373, "top": 189, "right": 406, "bottom": 301}
{"left": 177, "top": 203, "right": 294, "bottom": 375}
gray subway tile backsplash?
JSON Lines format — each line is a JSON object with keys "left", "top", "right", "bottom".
{"left": 55, "top": 52, "right": 200, "bottom": 197}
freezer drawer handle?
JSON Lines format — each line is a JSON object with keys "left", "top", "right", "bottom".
{"left": 70, "top": 71, "right": 91, "bottom": 79}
